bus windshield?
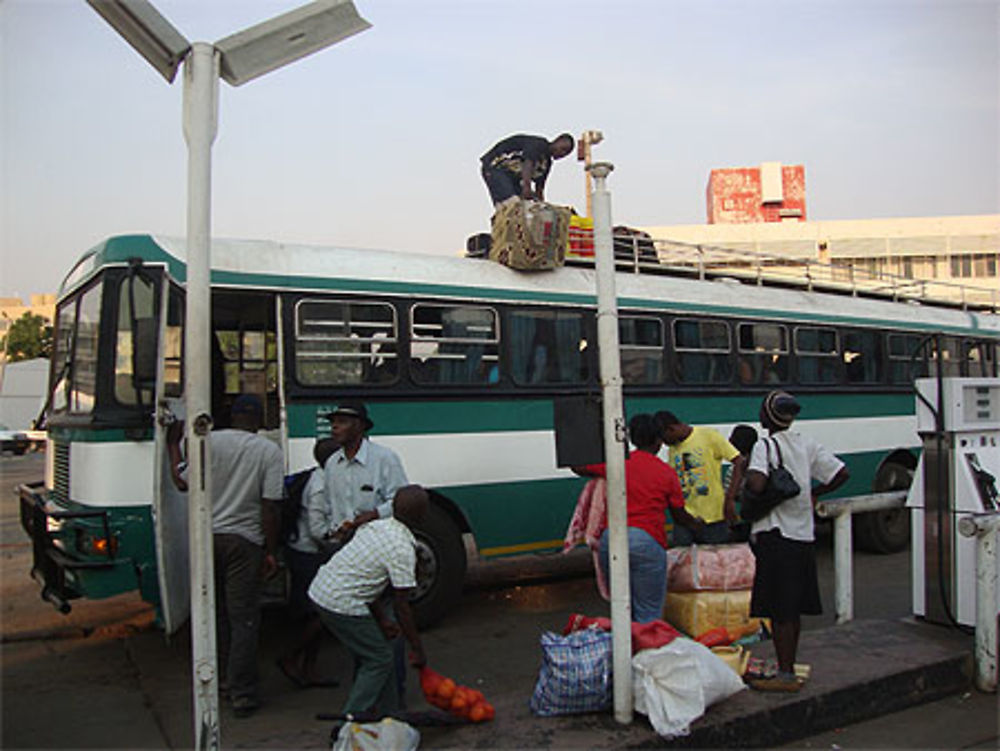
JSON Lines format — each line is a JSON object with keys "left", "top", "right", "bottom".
{"left": 50, "top": 278, "right": 103, "bottom": 416}
{"left": 47, "top": 268, "right": 176, "bottom": 424}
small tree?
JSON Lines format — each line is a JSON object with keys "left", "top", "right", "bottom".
{"left": 2, "top": 312, "right": 53, "bottom": 362}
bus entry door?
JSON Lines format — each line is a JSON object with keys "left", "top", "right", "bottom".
{"left": 152, "top": 278, "right": 190, "bottom": 636}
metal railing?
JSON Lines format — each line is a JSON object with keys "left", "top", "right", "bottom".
{"left": 565, "top": 230, "right": 999, "bottom": 312}
{"left": 814, "top": 490, "right": 908, "bottom": 624}
{"left": 655, "top": 239, "right": 999, "bottom": 311}
{"left": 816, "top": 492, "right": 1000, "bottom": 693}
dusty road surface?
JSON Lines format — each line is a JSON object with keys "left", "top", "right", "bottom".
{"left": 2, "top": 452, "right": 995, "bottom": 749}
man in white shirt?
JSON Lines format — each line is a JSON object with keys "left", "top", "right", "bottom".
{"left": 315, "top": 401, "right": 408, "bottom": 545}
{"left": 745, "top": 390, "right": 848, "bottom": 693}
{"left": 309, "top": 485, "right": 429, "bottom": 718}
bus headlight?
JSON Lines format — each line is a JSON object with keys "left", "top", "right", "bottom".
{"left": 77, "top": 531, "right": 119, "bottom": 557}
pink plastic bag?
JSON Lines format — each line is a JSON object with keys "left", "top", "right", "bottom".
{"left": 666, "top": 543, "right": 755, "bottom": 592}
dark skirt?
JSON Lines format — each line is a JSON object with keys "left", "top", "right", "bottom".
{"left": 749, "top": 529, "right": 822, "bottom": 620}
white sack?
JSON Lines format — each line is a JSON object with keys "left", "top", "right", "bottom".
{"left": 632, "top": 636, "right": 746, "bottom": 739}
{"left": 331, "top": 717, "right": 420, "bottom": 751}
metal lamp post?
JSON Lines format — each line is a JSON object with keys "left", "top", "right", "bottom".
{"left": 87, "top": 2, "right": 371, "bottom": 748}
{"left": 578, "top": 130, "right": 604, "bottom": 218}
{"left": 589, "top": 161, "right": 633, "bottom": 723}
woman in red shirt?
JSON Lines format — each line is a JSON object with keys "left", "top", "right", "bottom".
{"left": 575, "top": 413, "right": 702, "bottom": 622}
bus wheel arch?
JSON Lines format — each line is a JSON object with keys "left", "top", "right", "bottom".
{"left": 409, "top": 491, "right": 469, "bottom": 629}
{"left": 853, "top": 450, "right": 916, "bottom": 554}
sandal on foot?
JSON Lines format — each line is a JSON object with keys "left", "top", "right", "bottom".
{"left": 749, "top": 675, "right": 802, "bottom": 693}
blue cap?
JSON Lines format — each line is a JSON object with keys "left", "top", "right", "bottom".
{"left": 231, "top": 394, "right": 263, "bottom": 416}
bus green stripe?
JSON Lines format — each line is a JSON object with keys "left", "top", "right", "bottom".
{"left": 444, "top": 476, "right": 586, "bottom": 554}
{"left": 287, "top": 392, "right": 915, "bottom": 438}
{"left": 432, "top": 449, "right": 889, "bottom": 556}
{"left": 47, "top": 426, "right": 153, "bottom": 442}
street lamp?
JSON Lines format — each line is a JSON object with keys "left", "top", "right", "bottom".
{"left": 578, "top": 129, "right": 604, "bottom": 218}
{"left": 87, "top": 2, "right": 371, "bottom": 748}
{"left": 588, "top": 161, "right": 632, "bottom": 723}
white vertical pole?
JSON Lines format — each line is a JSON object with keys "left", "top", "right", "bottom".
{"left": 590, "top": 161, "right": 632, "bottom": 723}
{"left": 182, "top": 41, "right": 221, "bottom": 751}
{"left": 959, "top": 514, "right": 1000, "bottom": 693}
{"left": 833, "top": 512, "right": 853, "bottom": 624}
{"left": 975, "top": 525, "right": 998, "bottom": 692}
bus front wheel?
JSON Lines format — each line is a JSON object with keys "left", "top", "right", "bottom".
{"left": 854, "top": 461, "right": 913, "bottom": 553}
{"left": 411, "top": 503, "right": 467, "bottom": 629}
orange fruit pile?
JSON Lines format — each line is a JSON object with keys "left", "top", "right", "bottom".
{"left": 419, "top": 666, "right": 495, "bottom": 722}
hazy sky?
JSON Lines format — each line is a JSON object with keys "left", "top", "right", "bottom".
{"left": 1, "top": 0, "right": 997, "bottom": 298}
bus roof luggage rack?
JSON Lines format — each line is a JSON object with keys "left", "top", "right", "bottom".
{"left": 563, "top": 232, "right": 999, "bottom": 313}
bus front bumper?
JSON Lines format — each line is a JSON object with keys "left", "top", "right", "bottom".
{"left": 18, "top": 482, "right": 117, "bottom": 614}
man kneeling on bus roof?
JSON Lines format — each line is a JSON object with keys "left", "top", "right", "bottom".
{"left": 167, "top": 394, "right": 284, "bottom": 718}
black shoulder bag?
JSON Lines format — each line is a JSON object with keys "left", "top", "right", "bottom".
{"left": 739, "top": 437, "right": 801, "bottom": 523}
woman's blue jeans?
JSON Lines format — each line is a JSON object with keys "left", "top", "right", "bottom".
{"left": 598, "top": 526, "right": 667, "bottom": 623}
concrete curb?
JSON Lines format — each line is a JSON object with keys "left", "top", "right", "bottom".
{"left": 647, "top": 619, "right": 973, "bottom": 749}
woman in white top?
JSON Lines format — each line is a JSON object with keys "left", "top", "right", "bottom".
{"left": 745, "top": 390, "right": 849, "bottom": 692}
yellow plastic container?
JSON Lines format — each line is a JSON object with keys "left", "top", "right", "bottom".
{"left": 711, "top": 645, "right": 751, "bottom": 676}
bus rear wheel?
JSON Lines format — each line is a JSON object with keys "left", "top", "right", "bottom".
{"left": 410, "top": 503, "right": 467, "bottom": 629}
{"left": 854, "top": 461, "right": 913, "bottom": 553}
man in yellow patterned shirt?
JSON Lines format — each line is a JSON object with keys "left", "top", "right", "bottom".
{"left": 655, "top": 410, "right": 746, "bottom": 545}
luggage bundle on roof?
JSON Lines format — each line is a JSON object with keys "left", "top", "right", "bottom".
{"left": 489, "top": 198, "right": 571, "bottom": 271}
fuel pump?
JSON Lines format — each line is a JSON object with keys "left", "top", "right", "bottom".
{"left": 909, "top": 377, "right": 1000, "bottom": 626}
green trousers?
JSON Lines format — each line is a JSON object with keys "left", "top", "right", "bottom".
{"left": 317, "top": 608, "right": 399, "bottom": 715}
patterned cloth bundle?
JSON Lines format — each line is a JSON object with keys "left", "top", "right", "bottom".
{"left": 489, "top": 198, "right": 570, "bottom": 271}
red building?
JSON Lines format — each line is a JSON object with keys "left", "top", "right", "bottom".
{"left": 706, "top": 163, "right": 806, "bottom": 224}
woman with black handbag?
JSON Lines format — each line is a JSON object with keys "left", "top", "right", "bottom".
{"left": 745, "top": 391, "right": 849, "bottom": 692}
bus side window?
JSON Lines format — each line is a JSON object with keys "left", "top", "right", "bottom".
{"left": 795, "top": 326, "right": 839, "bottom": 384}
{"left": 673, "top": 318, "right": 732, "bottom": 384}
{"left": 843, "top": 329, "right": 884, "bottom": 384}
{"left": 737, "top": 322, "right": 789, "bottom": 385}
{"left": 410, "top": 303, "right": 499, "bottom": 386}
{"left": 294, "top": 299, "right": 398, "bottom": 387}
{"left": 888, "top": 333, "right": 924, "bottom": 383}
{"left": 619, "top": 315, "right": 664, "bottom": 385}
{"left": 964, "top": 339, "right": 996, "bottom": 377}
{"left": 934, "top": 336, "right": 962, "bottom": 377}
{"left": 509, "top": 309, "right": 589, "bottom": 385}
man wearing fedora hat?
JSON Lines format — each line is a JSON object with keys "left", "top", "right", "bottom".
{"left": 315, "top": 401, "right": 409, "bottom": 547}
{"left": 315, "top": 400, "right": 411, "bottom": 706}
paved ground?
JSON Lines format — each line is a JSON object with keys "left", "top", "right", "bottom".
{"left": 2, "top": 452, "right": 997, "bottom": 749}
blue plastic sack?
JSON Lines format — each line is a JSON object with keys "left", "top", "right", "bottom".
{"left": 529, "top": 628, "right": 613, "bottom": 716}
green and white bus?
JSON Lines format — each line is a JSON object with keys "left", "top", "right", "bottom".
{"left": 20, "top": 233, "right": 1000, "bottom": 630}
